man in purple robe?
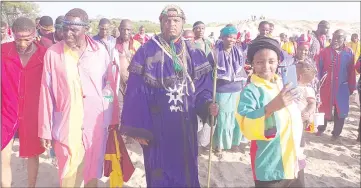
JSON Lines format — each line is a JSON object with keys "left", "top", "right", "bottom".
{"left": 120, "top": 5, "right": 218, "bottom": 187}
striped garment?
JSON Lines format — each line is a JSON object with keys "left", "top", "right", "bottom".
{"left": 236, "top": 74, "right": 303, "bottom": 181}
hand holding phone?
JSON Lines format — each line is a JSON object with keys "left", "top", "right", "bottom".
{"left": 280, "top": 64, "right": 298, "bottom": 89}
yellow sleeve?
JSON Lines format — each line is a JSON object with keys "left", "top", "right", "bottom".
{"left": 235, "top": 87, "right": 273, "bottom": 141}
{"left": 281, "top": 43, "right": 288, "bottom": 52}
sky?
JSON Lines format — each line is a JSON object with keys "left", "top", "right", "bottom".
{"left": 36, "top": 2, "right": 360, "bottom": 24}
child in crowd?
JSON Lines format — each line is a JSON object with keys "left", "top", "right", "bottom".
{"left": 237, "top": 36, "right": 304, "bottom": 187}
{"left": 295, "top": 62, "right": 317, "bottom": 132}
{"left": 294, "top": 62, "right": 317, "bottom": 170}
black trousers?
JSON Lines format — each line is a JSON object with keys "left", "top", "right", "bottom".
{"left": 254, "top": 170, "right": 305, "bottom": 188}
{"left": 317, "top": 107, "right": 346, "bottom": 137}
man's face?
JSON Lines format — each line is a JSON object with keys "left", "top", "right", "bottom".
{"left": 193, "top": 24, "right": 205, "bottom": 39}
{"left": 319, "top": 24, "right": 330, "bottom": 35}
{"left": 160, "top": 11, "right": 184, "bottom": 40}
{"left": 139, "top": 27, "right": 145, "bottom": 35}
{"left": 62, "top": 16, "right": 87, "bottom": 48}
{"left": 1, "top": 26, "right": 7, "bottom": 39}
{"left": 269, "top": 25, "right": 274, "bottom": 34}
{"left": 331, "top": 32, "right": 346, "bottom": 50}
{"left": 98, "top": 23, "right": 111, "bottom": 38}
{"left": 119, "top": 22, "right": 132, "bottom": 41}
{"left": 259, "top": 23, "right": 270, "bottom": 36}
{"left": 351, "top": 34, "right": 359, "bottom": 43}
{"left": 280, "top": 34, "right": 287, "bottom": 42}
{"left": 14, "top": 30, "right": 35, "bottom": 54}
{"left": 39, "top": 27, "right": 52, "bottom": 35}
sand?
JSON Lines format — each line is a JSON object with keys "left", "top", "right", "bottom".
{"left": 9, "top": 93, "right": 360, "bottom": 187}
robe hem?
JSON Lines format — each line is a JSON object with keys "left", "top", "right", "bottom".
{"left": 119, "top": 126, "right": 154, "bottom": 142}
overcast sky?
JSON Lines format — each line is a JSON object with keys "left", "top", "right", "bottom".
{"left": 36, "top": 2, "right": 360, "bottom": 24}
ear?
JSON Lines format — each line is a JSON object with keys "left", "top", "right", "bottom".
{"left": 84, "top": 25, "right": 90, "bottom": 32}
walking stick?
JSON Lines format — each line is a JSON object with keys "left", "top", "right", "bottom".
{"left": 207, "top": 49, "right": 218, "bottom": 188}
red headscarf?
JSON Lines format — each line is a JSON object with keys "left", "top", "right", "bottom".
{"left": 297, "top": 34, "right": 312, "bottom": 47}
{"left": 244, "top": 32, "right": 251, "bottom": 44}
{"left": 237, "top": 32, "right": 242, "bottom": 40}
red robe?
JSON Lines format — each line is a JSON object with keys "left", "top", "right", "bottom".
{"left": 133, "top": 33, "right": 150, "bottom": 45}
{"left": 317, "top": 46, "right": 356, "bottom": 119}
{"left": 39, "top": 33, "right": 56, "bottom": 48}
{"left": 1, "top": 42, "right": 46, "bottom": 157}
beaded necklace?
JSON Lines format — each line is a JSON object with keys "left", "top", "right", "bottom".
{"left": 158, "top": 34, "right": 184, "bottom": 72}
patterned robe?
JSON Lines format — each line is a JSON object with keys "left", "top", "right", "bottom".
{"left": 120, "top": 35, "right": 213, "bottom": 187}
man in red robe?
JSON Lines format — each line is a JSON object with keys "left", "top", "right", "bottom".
{"left": 133, "top": 25, "right": 150, "bottom": 45}
{"left": 38, "top": 16, "right": 55, "bottom": 48}
{"left": 1, "top": 17, "right": 46, "bottom": 187}
{"left": 316, "top": 29, "right": 356, "bottom": 140}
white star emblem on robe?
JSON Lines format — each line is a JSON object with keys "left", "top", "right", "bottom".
{"left": 166, "top": 85, "right": 184, "bottom": 104}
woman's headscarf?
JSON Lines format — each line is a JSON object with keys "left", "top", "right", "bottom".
{"left": 220, "top": 25, "right": 238, "bottom": 37}
{"left": 247, "top": 36, "right": 281, "bottom": 64}
{"left": 297, "top": 34, "right": 312, "bottom": 47}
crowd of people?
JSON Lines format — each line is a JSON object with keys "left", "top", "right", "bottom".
{"left": 1, "top": 4, "right": 360, "bottom": 188}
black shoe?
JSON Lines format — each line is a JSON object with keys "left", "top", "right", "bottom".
{"left": 331, "top": 135, "right": 340, "bottom": 141}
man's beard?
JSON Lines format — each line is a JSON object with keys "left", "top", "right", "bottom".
{"left": 169, "top": 35, "right": 177, "bottom": 40}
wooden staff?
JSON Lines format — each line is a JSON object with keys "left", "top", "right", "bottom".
{"left": 207, "top": 49, "right": 218, "bottom": 188}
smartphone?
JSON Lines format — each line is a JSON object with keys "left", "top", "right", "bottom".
{"left": 279, "top": 64, "right": 298, "bottom": 89}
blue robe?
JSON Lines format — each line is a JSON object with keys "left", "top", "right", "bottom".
{"left": 120, "top": 35, "right": 213, "bottom": 187}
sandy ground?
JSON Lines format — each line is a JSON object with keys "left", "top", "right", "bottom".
{"left": 9, "top": 93, "right": 360, "bottom": 187}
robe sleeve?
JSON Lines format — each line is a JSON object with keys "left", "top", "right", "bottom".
{"left": 194, "top": 71, "right": 213, "bottom": 123}
{"left": 348, "top": 51, "right": 357, "bottom": 94}
{"left": 119, "top": 46, "right": 154, "bottom": 142}
{"left": 317, "top": 50, "right": 325, "bottom": 80}
{"left": 356, "top": 56, "right": 361, "bottom": 74}
{"left": 235, "top": 86, "right": 273, "bottom": 141}
{"left": 193, "top": 50, "right": 214, "bottom": 123}
{"left": 38, "top": 50, "right": 55, "bottom": 140}
{"left": 119, "top": 73, "right": 153, "bottom": 141}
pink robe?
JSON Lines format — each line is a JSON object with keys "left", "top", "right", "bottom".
{"left": 38, "top": 36, "right": 119, "bottom": 185}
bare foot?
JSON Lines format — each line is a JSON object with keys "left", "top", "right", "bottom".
{"left": 51, "top": 158, "right": 58, "bottom": 168}
{"left": 230, "top": 146, "right": 238, "bottom": 152}
{"left": 239, "top": 144, "right": 247, "bottom": 153}
{"left": 198, "top": 146, "right": 207, "bottom": 156}
{"left": 214, "top": 148, "right": 223, "bottom": 159}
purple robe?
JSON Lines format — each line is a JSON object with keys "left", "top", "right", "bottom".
{"left": 120, "top": 35, "right": 213, "bottom": 187}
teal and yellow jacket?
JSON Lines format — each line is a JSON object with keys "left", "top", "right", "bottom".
{"left": 236, "top": 74, "right": 303, "bottom": 181}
